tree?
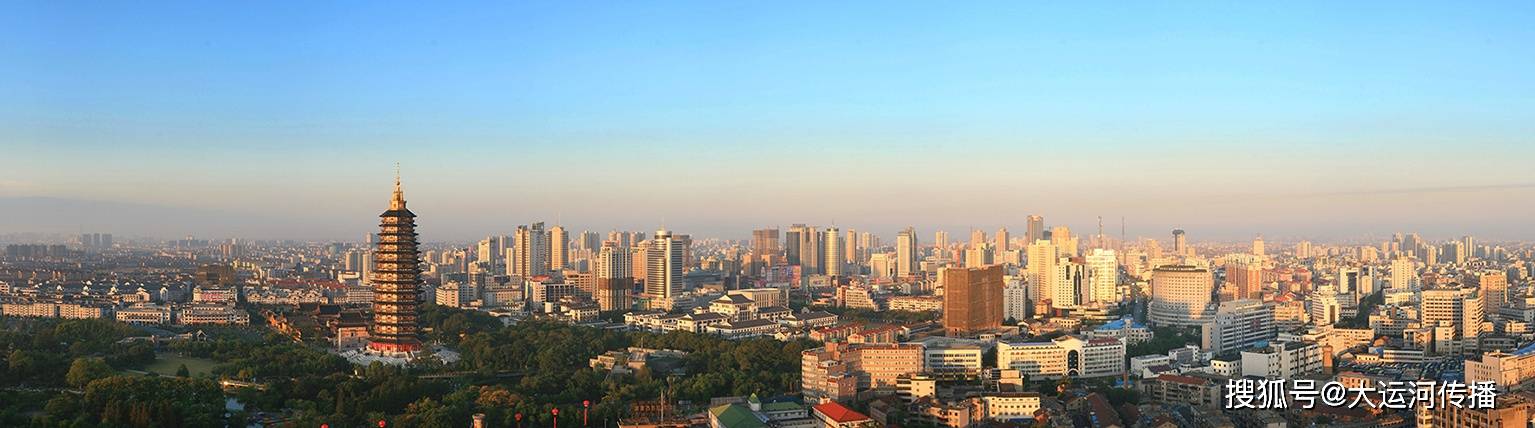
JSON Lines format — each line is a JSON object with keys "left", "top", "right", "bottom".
{"left": 66, "top": 357, "right": 114, "bottom": 388}
{"left": 176, "top": 364, "right": 191, "bottom": 378}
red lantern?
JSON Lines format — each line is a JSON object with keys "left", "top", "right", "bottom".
{"left": 378, "top": 420, "right": 387, "bottom": 428}
{"left": 321, "top": 425, "right": 329, "bottom": 428}
{"left": 552, "top": 408, "right": 559, "bottom": 416}
{"left": 583, "top": 400, "right": 590, "bottom": 408}
{"left": 515, "top": 413, "right": 523, "bottom": 421}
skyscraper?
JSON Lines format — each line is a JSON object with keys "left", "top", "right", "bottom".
{"left": 595, "top": 241, "right": 633, "bottom": 312}
{"left": 934, "top": 230, "right": 950, "bottom": 250}
{"left": 942, "top": 265, "right": 1003, "bottom": 334}
{"left": 791, "top": 225, "right": 822, "bottom": 274}
{"left": 785, "top": 225, "right": 804, "bottom": 267}
{"left": 1390, "top": 257, "right": 1416, "bottom": 290}
{"left": 995, "top": 227, "right": 1010, "bottom": 253}
{"left": 1172, "top": 229, "right": 1188, "bottom": 257}
{"left": 969, "top": 228, "right": 986, "bottom": 249}
{"left": 1148, "top": 265, "right": 1213, "bottom": 327}
{"left": 752, "top": 228, "right": 780, "bottom": 260}
{"left": 1225, "top": 254, "right": 1263, "bottom": 300}
{"left": 1474, "top": 270, "right": 1508, "bottom": 322}
{"left": 1051, "top": 226, "right": 1077, "bottom": 257}
{"left": 1252, "top": 235, "right": 1265, "bottom": 257}
{"left": 646, "top": 229, "right": 684, "bottom": 304}
{"left": 549, "top": 225, "right": 569, "bottom": 271}
{"left": 1085, "top": 248, "right": 1118, "bottom": 305}
{"left": 896, "top": 227, "right": 918, "bottom": 277}
{"left": 1026, "top": 215, "right": 1044, "bottom": 245}
{"left": 1026, "top": 240, "right": 1057, "bottom": 304}
{"left": 824, "top": 227, "right": 843, "bottom": 278}
{"left": 511, "top": 222, "right": 550, "bottom": 279}
{"left": 369, "top": 172, "right": 423, "bottom": 354}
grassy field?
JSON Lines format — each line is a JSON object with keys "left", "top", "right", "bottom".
{"left": 144, "top": 353, "right": 219, "bottom": 377}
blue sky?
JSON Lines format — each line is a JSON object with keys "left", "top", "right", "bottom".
{"left": 2, "top": 2, "right": 1533, "bottom": 241}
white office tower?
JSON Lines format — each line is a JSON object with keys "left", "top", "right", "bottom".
{"left": 1202, "top": 299, "right": 1276, "bottom": 355}
{"left": 1026, "top": 240, "right": 1057, "bottom": 303}
{"left": 1054, "top": 259, "right": 1086, "bottom": 309}
{"left": 869, "top": 253, "right": 895, "bottom": 279}
{"left": 824, "top": 227, "right": 843, "bottom": 277}
{"left": 1390, "top": 257, "right": 1416, "bottom": 290}
{"left": 1003, "top": 279, "right": 1030, "bottom": 321}
{"left": 1148, "top": 265, "right": 1214, "bottom": 327}
{"left": 1085, "top": 248, "right": 1118, "bottom": 305}
{"left": 647, "top": 229, "right": 685, "bottom": 303}
{"left": 511, "top": 222, "right": 551, "bottom": 278}
{"left": 896, "top": 227, "right": 918, "bottom": 277}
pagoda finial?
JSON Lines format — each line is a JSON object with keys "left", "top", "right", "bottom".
{"left": 390, "top": 163, "right": 406, "bottom": 210}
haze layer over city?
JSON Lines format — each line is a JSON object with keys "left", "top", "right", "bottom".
{"left": 3, "top": 2, "right": 1535, "bottom": 428}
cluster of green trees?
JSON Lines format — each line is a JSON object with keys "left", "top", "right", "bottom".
{"left": 0, "top": 318, "right": 218, "bottom": 427}
{"left": 3, "top": 305, "right": 817, "bottom": 427}
{"left": 1, "top": 318, "right": 154, "bottom": 387}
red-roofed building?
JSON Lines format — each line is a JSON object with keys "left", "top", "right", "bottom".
{"left": 813, "top": 402, "right": 876, "bottom": 428}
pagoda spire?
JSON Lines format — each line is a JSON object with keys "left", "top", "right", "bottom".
{"left": 390, "top": 163, "right": 406, "bottom": 211}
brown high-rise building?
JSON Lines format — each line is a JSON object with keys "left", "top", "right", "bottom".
{"left": 942, "top": 265, "right": 1004, "bottom": 335}
{"left": 752, "top": 228, "right": 781, "bottom": 259}
{"left": 369, "top": 172, "right": 423, "bottom": 354}
{"left": 596, "top": 241, "right": 633, "bottom": 312}
{"left": 1026, "top": 215, "right": 1044, "bottom": 245}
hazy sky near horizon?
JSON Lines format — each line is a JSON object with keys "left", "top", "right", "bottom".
{"left": 3, "top": 2, "right": 1534, "bottom": 242}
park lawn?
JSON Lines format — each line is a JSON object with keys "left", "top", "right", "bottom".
{"left": 144, "top": 353, "right": 219, "bottom": 377}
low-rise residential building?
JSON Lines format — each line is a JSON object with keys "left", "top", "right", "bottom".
{"left": 1142, "top": 373, "right": 1223, "bottom": 408}
{"left": 1087, "top": 317, "right": 1153, "bottom": 345}
{"left": 996, "top": 335, "right": 1125, "bottom": 379}
{"left": 1240, "top": 340, "right": 1321, "bottom": 379}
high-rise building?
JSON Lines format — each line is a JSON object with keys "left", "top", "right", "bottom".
{"left": 845, "top": 229, "right": 859, "bottom": 265}
{"left": 1420, "top": 285, "right": 1485, "bottom": 354}
{"left": 1172, "top": 229, "right": 1188, "bottom": 257}
{"left": 1295, "top": 240, "right": 1312, "bottom": 259}
{"left": 1251, "top": 235, "right": 1265, "bottom": 257}
{"left": 1148, "top": 265, "right": 1214, "bottom": 327}
{"left": 935, "top": 230, "right": 950, "bottom": 250}
{"left": 1084, "top": 248, "right": 1118, "bottom": 305}
{"left": 942, "top": 265, "right": 1004, "bottom": 334}
{"left": 1026, "top": 240, "right": 1057, "bottom": 304}
{"left": 646, "top": 229, "right": 685, "bottom": 303}
{"left": 1201, "top": 299, "right": 1276, "bottom": 355}
{"left": 794, "top": 225, "right": 822, "bottom": 275}
{"left": 595, "top": 241, "right": 633, "bottom": 312}
{"left": 1474, "top": 271, "right": 1509, "bottom": 322}
{"left": 549, "top": 225, "right": 568, "bottom": 271}
{"left": 1050, "top": 226, "right": 1076, "bottom": 257}
{"left": 1003, "top": 280, "right": 1030, "bottom": 321}
{"left": 1225, "top": 254, "right": 1263, "bottom": 300}
{"left": 995, "top": 227, "right": 1011, "bottom": 253}
{"left": 1390, "top": 257, "right": 1417, "bottom": 290}
{"left": 511, "top": 222, "right": 551, "bottom": 279}
{"left": 1026, "top": 215, "right": 1044, "bottom": 245}
{"left": 824, "top": 227, "right": 843, "bottom": 278}
{"left": 1443, "top": 240, "right": 1468, "bottom": 265}
{"left": 969, "top": 229, "right": 986, "bottom": 249}
{"left": 896, "top": 227, "right": 918, "bottom": 277}
{"left": 785, "top": 225, "right": 805, "bottom": 267}
{"left": 963, "top": 244, "right": 993, "bottom": 268}
{"left": 1054, "top": 258, "right": 1086, "bottom": 308}
{"left": 752, "top": 228, "right": 780, "bottom": 261}
{"left": 368, "top": 173, "right": 423, "bottom": 354}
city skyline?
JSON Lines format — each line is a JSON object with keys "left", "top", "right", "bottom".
{"left": 4, "top": 2, "right": 1535, "bottom": 241}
